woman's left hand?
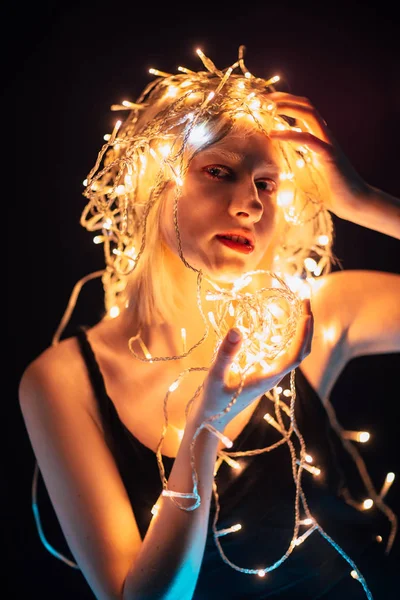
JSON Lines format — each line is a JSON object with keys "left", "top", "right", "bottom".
{"left": 267, "top": 92, "right": 371, "bottom": 220}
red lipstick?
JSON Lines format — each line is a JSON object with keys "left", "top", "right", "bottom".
{"left": 216, "top": 234, "right": 254, "bottom": 254}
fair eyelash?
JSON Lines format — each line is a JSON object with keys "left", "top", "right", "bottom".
{"left": 202, "top": 164, "right": 277, "bottom": 193}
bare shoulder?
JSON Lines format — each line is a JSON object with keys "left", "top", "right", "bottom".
{"left": 312, "top": 268, "right": 400, "bottom": 299}
{"left": 19, "top": 336, "right": 91, "bottom": 414}
{"left": 309, "top": 268, "right": 400, "bottom": 327}
{"left": 306, "top": 270, "right": 349, "bottom": 342}
{"left": 300, "top": 269, "right": 400, "bottom": 398}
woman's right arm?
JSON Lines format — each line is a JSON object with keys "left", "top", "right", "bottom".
{"left": 19, "top": 303, "right": 312, "bottom": 600}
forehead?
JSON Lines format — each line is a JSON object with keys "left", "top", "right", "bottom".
{"left": 198, "top": 126, "right": 282, "bottom": 173}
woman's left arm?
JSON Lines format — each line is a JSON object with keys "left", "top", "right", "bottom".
{"left": 268, "top": 92, "right": 400, "bottom": 240}
{"left": 338, "top": 186, "right": 400, "bottom": 240}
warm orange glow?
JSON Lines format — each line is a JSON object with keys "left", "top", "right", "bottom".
{"left": 363, "top": 499, "right": 373, "bottom": 510}
{"left": 351, "top": 570, "right": 359, "bottom": 579}
{"left": 277, "top": 185, "right": 295, "bottom": 207}
{"left": 322, "top": 325, "right": 337, "bottom": 343}
{"left": 343, "top": 430, "right": 370, "bottom": 443}
{"left": 380, "top": 472, "right": 395, "bottom": 499}
{"left": 151, "top": 502, "right": 160, "bottom": 516}
{"left": 109, "top": 306, "right": 120, "bottom": 319}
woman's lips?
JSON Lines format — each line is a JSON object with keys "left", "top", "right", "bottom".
{"left": 216, "top": 236, "right": 254, "bottom": 254}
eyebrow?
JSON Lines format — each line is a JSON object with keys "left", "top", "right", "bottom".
{"left": 200, "top": 147, "right": 281, "bottom": 174}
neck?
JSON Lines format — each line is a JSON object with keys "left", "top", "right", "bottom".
{"left": 116, "top": 245, "right": 257, "bottom": 362}
{"left": 118, "top": 257, "right": 218, "bottom": 362}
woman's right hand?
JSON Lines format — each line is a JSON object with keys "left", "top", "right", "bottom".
{"left": 193, "top": 298, "right": 313, "bottom": 431}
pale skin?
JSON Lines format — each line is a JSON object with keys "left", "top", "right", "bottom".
{"left": 19, "top": 95, "right": 400, "bottom": 600}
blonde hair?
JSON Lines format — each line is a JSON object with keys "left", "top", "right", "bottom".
{"left": 80, "top": 48, "right": 337, "bottom": 329}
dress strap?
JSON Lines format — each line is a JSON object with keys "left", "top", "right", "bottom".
{"left": 75, "top": 326, "right": 116, "bottom": 424}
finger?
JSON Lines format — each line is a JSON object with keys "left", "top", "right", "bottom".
{"left": 266, "top": 92, "right": 312, "bottom": 106}
{"left": 266, "top": 92, "right": 330, "bottom": 141}
{"left": 273, "top": 102, "right": 329, "bottom": 142}
{"left": 211, "top": 328, "right": 243, "bottom": 381}
{"left": 269, "top": 130, "right": 334, "bottom": 161}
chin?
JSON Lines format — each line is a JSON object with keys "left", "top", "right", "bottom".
{"left": 204, "top": 264, "right": 252, "bottom": 286}
{"left": 186, "top": 249, "right": 261, "bottom": 286}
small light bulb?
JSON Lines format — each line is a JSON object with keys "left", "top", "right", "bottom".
{"left": 379, "top": 472, "right": 395, "bottom": 499}
{"left": 322, "top": 326, "right": 336, "bottom": 343}
{"left": 222, "top": 454, "right": 242, "bottom": 470}
{"left": 181, "top": 328, "right": 187, "bottom": 354}
{"left": 277, "top": 187, "right": 294, "bottom": 207}
{"left": 304, "top": 258, "right": 318, "bottom": 272}
{"left": 109, "top": 306, "right": 120, "bottom": 319}
{"left": 350, "top": 570, "right": 359, "bottom": 579}
{"left": 188, "top": 122, "right": 210, "bottom": 146}
{"left": 168, "top": 380, "right": 180, "bottom": 393}
{"left": 215, "top": 523, "right": 242, "bottom": 537}
{"left": 158, "top": 143, "right": 171, "bottom": 157}
{"left": 318, "top": 235, "right": 329, "bottom": 246}
{"left": 151, "top": 502, "right": 160, "bottom": 516}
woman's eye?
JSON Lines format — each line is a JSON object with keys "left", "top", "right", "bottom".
{"left": 203, "top": 165, "right": 232, "bottom": 179}
{"left": 256, "top": 179, "right": 276, "bottom": 193}
{"left": 202, "top": 165, "right": 276, "bottom": 192}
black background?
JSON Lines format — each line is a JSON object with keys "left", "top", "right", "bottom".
{"left": 7, "top": 2, "right": 400, "bottom": 598}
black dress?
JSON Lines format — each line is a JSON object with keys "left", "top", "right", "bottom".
{"left": 72, "top": 327, "right": 398, "bottom": 599}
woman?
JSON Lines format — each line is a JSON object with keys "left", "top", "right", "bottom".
{"left": 19, "top": 47, "right": 400, "bottom": 599}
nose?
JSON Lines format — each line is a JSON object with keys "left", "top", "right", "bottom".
{"left": 228, "top": 180, "right": 264, "bottom": 222}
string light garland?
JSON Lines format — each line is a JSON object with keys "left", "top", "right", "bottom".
{"left": 30, "top": 46, "right": 397, "bottom": 599}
